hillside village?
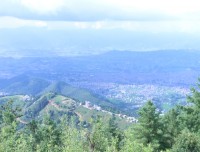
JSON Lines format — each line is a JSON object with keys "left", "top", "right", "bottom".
{"left": 81, "top": 101, "right": 137, "bottom": 123}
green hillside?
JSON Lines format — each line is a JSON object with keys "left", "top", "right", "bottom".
{"left": 0, "top": 95, "right": 30, "bottom": 107}
{"left": 0, "top": 77, "right": 124, "bottom": 113}
{"left": 42, "top": 81, "right": 120, "bottom": 112}
{"left": 2, "top": 76, "right": 50, "bottom": 95}
{"left": 0, "top": 93, "right": 133, "bottom": 128}
{"left": 1, "top": 83, "right": 200, "bottom": 152}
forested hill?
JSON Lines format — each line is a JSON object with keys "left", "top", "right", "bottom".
{"left": 0, "top": 92, "right": 134, "bottom": 128}
{"left": 0, "top": 76, "right": 132, "bottom": 115}
{"left": 1, "top": 79, "right": 200, "bottom": 151}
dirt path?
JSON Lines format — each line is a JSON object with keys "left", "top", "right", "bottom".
{"left": 49, "top": 100, "right": 63, "bottom": 110}
{"left": 48, "top": 100, "right": 83, "bottom": 121}
{"left": 75, "top": 111, "right": 83, "bottom": 121}
{"left": 17, "top": 118, "right": 28, "bottom": 124}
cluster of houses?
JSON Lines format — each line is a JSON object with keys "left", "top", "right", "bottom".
{"left": 80, "top": 101, "right": 137, "bottom": 123}
{"left": 21, "top": 95, "right": 33, "bottom": 101}
{"left": 80, "top": 101, "right": 102, "bottom": 111}
{"left": 115, "top": 113, "right": 137, "bottom": 123}
{"left": 0, "top": 92, "right": 8, "bottom": 97}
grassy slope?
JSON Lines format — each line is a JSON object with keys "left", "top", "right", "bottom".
{"left": 0, "top": 93, "right": 131, "bottom": 128}
{"left": 41, "top": 81, "right": 121, "bottom": 113}
{"left": 1, "top": 77, "right": 121, "bottom": 114}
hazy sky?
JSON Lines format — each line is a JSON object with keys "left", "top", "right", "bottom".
{"left": 1, "top": 0, "right": 200, "bottom": 56}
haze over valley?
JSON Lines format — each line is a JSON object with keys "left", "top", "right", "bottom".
{"left": 0, "top": 50, "right": 199, "bottom": 115}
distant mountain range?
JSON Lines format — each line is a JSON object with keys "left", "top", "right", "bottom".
{"left": 1, "top": 27, "right": 200, "bottom": 57}
{"left": 0, "top": 50, "right": 199, "bottom": 86}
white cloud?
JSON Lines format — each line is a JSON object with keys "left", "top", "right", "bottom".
{"left": 1, "top": 0, "right": 200, "bottom": 54}
{"left": 1, "top": 0, "right": 200, "bottom": 21}
{"left": 71, "top": 20, "right": 200, "bottom": 33}
{"left": 20, "top": 0, "right": 65, "bottom": 14}
{"left": 74, "top": 22, "right": 104, "bottom": 29}
{"left": 0, "top": 16, "right": 47, "bottom": 28}
{"left": 34, "top": 21, "right": 48, "bottom": 27}
{"left": 1, "top": 16, "right": 200, "bottom": 34}
{"left": 1, "top": 0, "right": 200, "bottom": 35}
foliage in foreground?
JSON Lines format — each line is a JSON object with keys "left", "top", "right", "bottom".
{"left": 1, "top": 79, "right": 200, "bottom": 152}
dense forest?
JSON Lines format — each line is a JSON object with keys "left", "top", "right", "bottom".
{"left": 1, "top": 80, "right": 200, "bottom": 152}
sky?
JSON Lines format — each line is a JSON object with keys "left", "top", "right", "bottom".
{"left": 1, "top": 0, "right": 200, "bottom": 56}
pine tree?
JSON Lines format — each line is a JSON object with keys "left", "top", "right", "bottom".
{"left": 121, "top": 125, "right": 153, "bottom": 152}
{"left": 134, "top": 101, "right": 162, "bottom": 151}
{"left": 107, "top": 115, "right": 124, "bottom": 151}
{"left": 181, "top": 78, "right": 200, "bottom": 132}
{"left": 172, "top": 129, "right": 200, "bottom": 152}
{"left": 86, "top": 116, "right": 109, "bottom": 152}
{"left": 0, "top": 100, "right": 22, "bottom": 151}
{"left": 37, "top": 116, "right": 63, "bottom": 152}
{"left": 162, "top": 107, "right": 182, "bottom": 149}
